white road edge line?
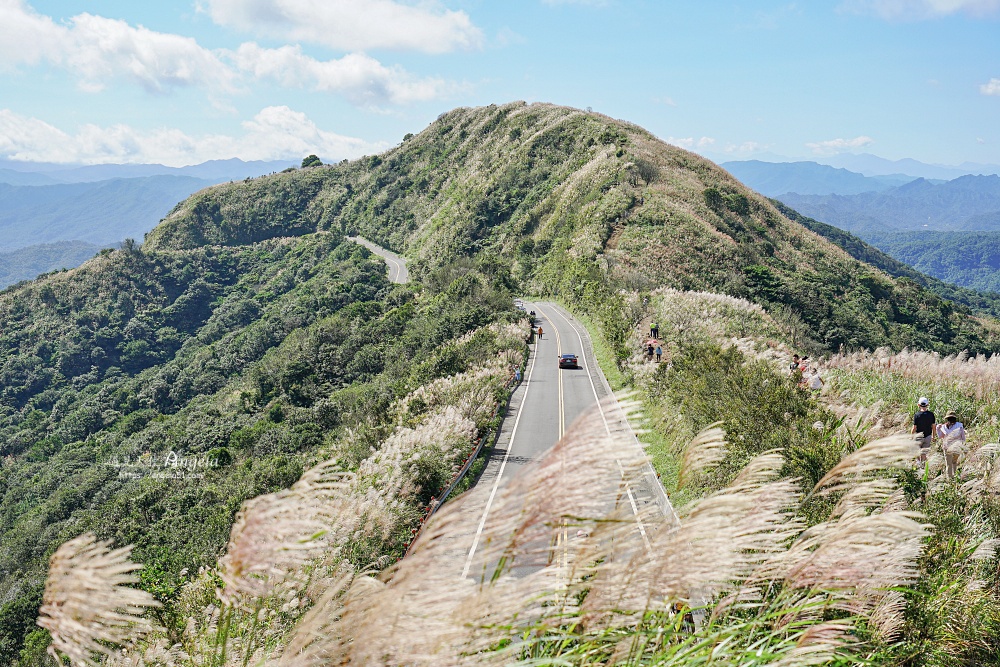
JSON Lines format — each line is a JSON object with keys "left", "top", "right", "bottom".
{"left": 540, "top": 304, "right": 653, "bottom": 553}
{"left": 461, "top": 314, "right": 540, "bottom": 580}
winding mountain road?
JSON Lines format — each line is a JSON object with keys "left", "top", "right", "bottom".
{"left": 353, "top": 238, "right": 675, "bottom": 579}
{"left": 461, "top": 301, "right": 675, "bottom": 579}
{"left": 347, "top": 235, "right": 409, "bottom": 283}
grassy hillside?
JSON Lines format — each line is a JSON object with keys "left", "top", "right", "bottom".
{"left": 9, "top": 102, "right": 1000, "bottom": 665}
{"left": 0, "top": 230, "right": 523, "bottom": 664}
{"left": 149, "top": 102, "right": 999, "bottom": 355}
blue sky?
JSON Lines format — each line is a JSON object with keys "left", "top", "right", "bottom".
{"left": 0, "top": 0, "right": 998, "bottom": 167}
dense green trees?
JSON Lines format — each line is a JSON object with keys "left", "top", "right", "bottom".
{"left": 0, "top": 229, "right": 520, "bottom": 663}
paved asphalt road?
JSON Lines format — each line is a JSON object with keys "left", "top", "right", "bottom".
{"left": 346, "top": 236, "right": 674, "bottom": 580}
{"left": 461, "top": 301, "right": 675, "bottom": 581}
{"left": 347, "top": 235, "right": 409, "bottom": 283}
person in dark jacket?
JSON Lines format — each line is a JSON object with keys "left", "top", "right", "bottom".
{"left": 911, "top": 396, "right": 936, "bottom": 463}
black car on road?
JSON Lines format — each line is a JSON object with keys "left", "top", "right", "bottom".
{"left": 558, "top": 353, "right": 579, "bottom": 369}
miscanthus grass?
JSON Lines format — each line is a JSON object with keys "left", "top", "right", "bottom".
{"left": 39, "top": 337, "right": 985, "bottom": 665}
{"left": 270, "top": 399, "right": 930, "bottom": 666}
{"left": 36, "top": 329, "right": 528, "bottom": 666}
{"left": 38, "top": 534, "right": 160, "bottom": 667}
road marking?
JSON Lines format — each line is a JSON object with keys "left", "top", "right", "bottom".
{"left": 553, "top": 318, "right": 565, "bottom": 438}
{"left": 537, "top": 304, "right": 652, "bottom": 553}
{"left": 461, "top": 320, "right": 540, "bottom": 580}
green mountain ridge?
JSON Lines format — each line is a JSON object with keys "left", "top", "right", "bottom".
{"left": 149, "top": 101, "right": 999, "bottom": 354}
{"left": 3, "top": 101, "right": 1000, "bottom": 663}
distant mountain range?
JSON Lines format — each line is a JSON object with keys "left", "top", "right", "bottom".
{"left": 821, "top": 153, "right": 1000, "bottom": 180}
{"left": 0, "top": 241, "right": 112, "bottom": 289}
{"left": 0, "top": 176, "right": 218, "bottom": 252}
{"left": 720, "top": 159, "right": 1000, "bottom": 293}
{"left": 715, "top": 153, "right": 1000, "bottom": 182}
{"left": 776, "top": 175, "right": 1000, "bottom": 234}
{"left": 0, "top": 157, "right": 295, "bottom": 185}
{"left": 721, "top": 160, "right": 921, "bottom": 196}
{"left": 0, "top": 158, "right": 297, "bottom": 287}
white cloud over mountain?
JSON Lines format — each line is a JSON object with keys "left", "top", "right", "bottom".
{"left": 982, "top": 78, "right": 1000, "bottom": 95}
{"left": 0, "top": 1, "right": 236, "bottom": 93}
{"left": 202, "top": 0, "right": 483, "bottom": 53}
{"left": 0, "top": 106, "right": 382, "bottom": 165}
{"left": 232, "top": 44, "right": 454, "bottom": 105}
{"left": 665, "top": 136, "right": 715, "bottom": 151}
{"left": 806, "top": 136, "right": 874, "bottom": 154}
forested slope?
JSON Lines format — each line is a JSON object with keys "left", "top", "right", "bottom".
{"left": 150, "top": 102, "right": 1000, "bottom": 355}
{"left": 5, "top": 101, "right": 1000, "bottom": 664}
{"left": 0, "top": 230, "right": 521, "bottom": 663}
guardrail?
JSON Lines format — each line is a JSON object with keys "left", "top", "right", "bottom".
{"left": 401, "top": 369, "right": 521, "bottom": 558}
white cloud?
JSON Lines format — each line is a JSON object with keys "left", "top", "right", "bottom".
{"left": 0, "top": 1, "right": 459, "bottom": 106}
{"left": 0, "top": 0, "right": 62, "bottom": 68}
{"left": 840, "top": 0, "right": 1000, "bottom": 19}
{"left": 981, "top": 78, "right": 1000, "bottom": 95}
{"left": 0, "top": 1, "right": 236, "bottom": 93}
{"left": 0, "top": 107, "right": 383, "bottom": 166}
{"left": 805, "top": 135, "right": 874, "bottom": 154}
{"left": 724, "top": 141, "right": 768, "bottom": 154}
{"left": 664, "top": 136, "right": 715, "bottom": 151}
{"left": 232, "top": 44, "right": 453, "bottom": 106}
{"left": 203, "top": 0, "right": 482, "bottom": 53}
{"left": 67, "top": 14, "right": 238, "bottom": 94}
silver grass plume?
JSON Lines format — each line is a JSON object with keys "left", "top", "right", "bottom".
{"left": 812, "top": 434, "right": 919, "bottom": 496}
{"left": 271, "top": 395, "right": 936, "bottom": 664}
{"left": 218, "top": 461, "right": 354, "bottom": 608}
{"left": 677, "top": 423, "right": 726, "bottom": 487}
{"left": 37, "top": 533, "right": 160, "bottom": 667}
{"left": 278, "top": 394, "right": 656, "bottom": 666}
{"left": 590, "top": 451, "right": 803, "bottom": 615}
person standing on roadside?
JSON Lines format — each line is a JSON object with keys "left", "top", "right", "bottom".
{"left": 650, "top": 321, "right": 659, "bottom": 338}
{"left": 537, "top": 325, "right": 543, "bottom": 339}
{"left": 655, "top": 343, "right": 662, "bottom": 362}
{"left": 911, "top": 397, "right": 936, "bottom": 463}
{"left": 936, "top": 410, "right": 966, "bottom": 479}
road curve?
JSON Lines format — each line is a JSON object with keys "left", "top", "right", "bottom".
{"left": 338, "top": 235, "right": 674, "bottom": 578}
{"left": 347, "top": 235, "right": 409, "bottom": 283}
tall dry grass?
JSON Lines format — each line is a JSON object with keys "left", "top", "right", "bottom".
{"left": 37, "top": 534, "right": 159, "bottom": 666}
{"left": 271, "top": 399, "right": 929, "bottom": 665}
{"left": 38, "top": 391, "right": 936, "bottom": 664}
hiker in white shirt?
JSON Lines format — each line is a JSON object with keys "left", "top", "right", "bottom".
{"left": 936, "top": 410, "right": 966, "bottom": 479}
{"left": 807, "top": 367, "right": 824, "bottom": 393}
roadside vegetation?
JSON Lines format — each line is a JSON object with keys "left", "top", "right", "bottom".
{"left": 11, "top": 102, "right": 1000, "bottom": 665}
{"left": 0, "top": 232, "right": 526, "bottom": 665}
